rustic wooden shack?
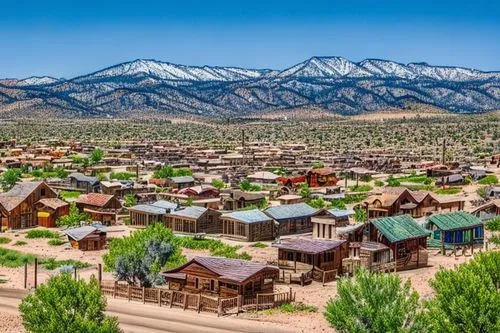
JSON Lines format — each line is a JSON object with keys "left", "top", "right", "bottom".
{"left": 166, "top": 176, "right": 195, "bottom": 190}
{"left": 312, "top": 209, "right": 354, "bottom": 240}
{"left": 75, "top": 193, "right": 121, "bottom": 224}
{"left": 222, "top": 190, "right": 266, "bottom": 210}
{"left": 343, "top": 241, "right": 394, "bottom": 274}
{"left": 264, "top": 203, "right": 318, "bottom": 236}
{"left": 163, "top": 256, "right": 279, "bottom": 298}
{"left": 68, "top": 172, "right": 100, "bottom": 193}
{"left": 0, "top": 181, "right": 58, "bottom": 230}
{"left": 427, "top": 211, "right": 484, "bottom": 254}
{"left": 471, "top": 199, "right": 500, "bottom": 221}
{"left": 368, "top": 215, "right": 429, "bottom": 270}
{"left": 220, "top": 209, "right": 276, "bottom": 242}
{"left": 127, "top": 201, "right": 175, "bottom": 226}
{"left": 63, "top": 224, "right": 107, "bottom": 251}
{"left": 178, "top": 185, "right": 220, "bottom": 199}
{"left": 306, "top": 167, "right": 338, "bottom": 187}
{"left": 35, "top": 198, "right": 70, "bottom": 228}
{"left": 273, "top": 238, "right": 348, "bottom": 283}
{"left": 166, "top": 206, "right": 221, "bottom": 234}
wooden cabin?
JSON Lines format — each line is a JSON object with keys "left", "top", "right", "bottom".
{"left": 276, "top": 194, "right": 304, "bottom": 205}
{"left": 343, "top": 241, "right": 394, "bottom": 274}
{"left": 274, "top": 238, "right": 348, "bottom": 283}
{"left": 35, "top": 198, "right": 70, "bottom": 228}
{"left": 264, "top": 203, "right": 318, "bottom": 236}
{"left": 163, "top": 256, "right": 279, "bottom": 298}
{"left": 165, "top": 206, "right": 221, "bottom": 234}
{"left": 177, "top": 185, "right": 220, "bottom": 199}
{"left": 247, "top": 171, "right": 279, "bottom": 185}
{"left": 75, "top": 193, "right": 121, "bottom": 224}
{"left": 166, "top": 176, "right": 195, "bottom": 190}
{"left": 427, "top": 211, "right": 484, "bottom": 254}
{"left": 220, "top": 209, "right": 276, "bottom": 242}
{"left": 471, "top": 199, "right": 500, "bottom": 221}
{"left": 63, "top": 225, "right": 107, "bottom": 251}
{"left": 222, "top": 190, "right": 266, "bottom": 211}
{"left": 312, "top": 209, "right": 354, "bottom": 240}
{"left": 68, "top": 173, "right": 100, "bottom": 193}
{"left": 306, "top": 167, "right": 338, "bottom": 187}
{"left": 127, "top": 200, "right": 177, "bottom": 226}
{"left": 368, "top": 215, "right": 429, "bottom": 270}
{"left": 0, "top": 181, "right": 58, "bottom": 230}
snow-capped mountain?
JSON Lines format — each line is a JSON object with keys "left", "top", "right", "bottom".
{"left": 0, "top": 57, "right": 499, "bottom": 118}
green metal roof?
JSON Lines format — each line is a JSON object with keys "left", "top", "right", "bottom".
{"left": 371, "top": 215, "right": 430, "bottom": 243}
{"left": 427, "top": 211, "right": 482, "bottom": 231}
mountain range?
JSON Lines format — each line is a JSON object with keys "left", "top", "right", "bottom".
{"left": 0, "top": 56, "right": 499, "bottom": 118}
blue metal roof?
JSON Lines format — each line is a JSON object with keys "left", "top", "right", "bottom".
{"left": 264, "top": 203, "right": 317, "bottom": 220}
{"left": 327, "top": 209, "right": 356, "bottom": 218}
{"left": 221, "top": 209, "right": 272, "bottom": 224}
{"left": 129, "top": 204, "right": 166, "bottom": 215}
{"left": 169, "top": 206, "right": 207, "bottom": 219}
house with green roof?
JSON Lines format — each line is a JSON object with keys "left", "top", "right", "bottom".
{"left": 427, "top": 211, "right": 483, "bottom": 254}
{"left": 368, "top": 215, "right": 430, "bottom": 270}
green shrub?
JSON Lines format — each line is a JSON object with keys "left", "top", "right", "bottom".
{"left": 25, "top": 229, "right": 60, "bottom": 239}
{"left": 250, "top": 242, "right": 268, "bottom": 248}
{"left": 48, "top": 239, "right": 66, "bottom": 246}
{"left": 109, "top": 172, "right": 135, "bottom": 180}
{"left": 174, "top": 236, "right": 252, "bottom": 260}
{"left": 349, "top": 185, "right": 373, "bottom": 192}
{"left": 434, "top": 188, "right": 461, "bottom": 195}
{"left": 280, "top": 302, "right": 318, "bottom": 313}
{"left": 0, "top": 237, "right": 11, "bottom": 244}
{"left": 39, "top": 258, "right": 89, "bottom": 270}
{"left": 374, "top": 180, "right": 384, "bottom": 187}
{"left": 0, "top": 248, "right": 36, "bottom": 267}
{"left": 478, "top": 175, "right": 499, "bottom": 185}
{"left": 59, "top": 190, "right": 81, "bottom": 200}
{"left": 14, "top": 240, "right": 27, "bottom": 246}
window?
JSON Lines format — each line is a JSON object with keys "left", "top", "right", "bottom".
{"left": 40, "top": 188, "right": 46, "bottom": 197}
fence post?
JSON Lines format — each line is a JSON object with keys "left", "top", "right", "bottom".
{"left": 289, "top": 287, "right": 292, "bottom": 301}
{"left": 158, "top": 289, "right": 162, "bottom": 307}
{"left": 237, "top": 295, "right": 242, "bottom": 315}
{"left": 322, "top": 271, "right": 326, "bottom": 286}
{"left": 256, "top": 294, "right": 260, "bottom": 311}
{"left": 142, "top": 287, "right": 146, "bottom": 304}
{"left": 300, "top": 273, "right": 304, "bottom": 286}
{"left": 197, "top": 294, "right": 201, "bottom": 313}
{"left": 24, "top": 263, "right": 27, "bottom": 289}
{"left": 182, "top": 292, "right": 187, "bottom": 310}
{"left": 73, "top": 267, "right": 77, "bottom": 280}
{"left": 113, "top": 281, "right": 117, "bottom": 298}
{"left": 34, "top": 258, "right": 38, "bottom": 289}
{"left": 217, "top": 299, "right": 222, "bottom": 317}
{"left": 127, "top": 285, "right": 131, "bottom": 302}
{"left": 98, "top": 264, "right": 102, "bottom": 285}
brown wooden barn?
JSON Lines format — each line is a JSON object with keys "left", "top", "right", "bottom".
{"left": 165, "top": 206, "right": 221, "bottom": 234}
{"left": 75, "top": 193, "right": 121, "bottom": 224}
{"left": 35, "top": 198, "right": 70, "bottom": 228}
{"left": 220, "top": 209, "right": 276, "bottom": 242}
{"left": 163, "top": 256, "right": 279, "bottom": 298}
{"left": 0, "top": 181, "right": 58, "bottom": 230}
{"left": 63, "top": 224, "right": 107, "bottom": 251}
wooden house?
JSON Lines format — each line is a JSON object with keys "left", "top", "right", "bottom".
{"left": 471, "top": 199, "right": 500, "bottom": 221}
{"left": 163, "top": 256, "right": 279, "bottom": 298}
{"left": 427, "top": 211, "right": 484, "bottom": 254}
{"left": 178, "top": 185, "right": 220, "bottom": 199}
{"left": 127, "top": 200, "right": 177, "bottom": 226}
{"left": 166, "top": 176, "right": 195, "bottom": 190}
{"left": 222, "top": 190, "right": 266, "bottom": 211}
{"left": 165, "top": 206, "right": 221, "bottom": 234}
{"left": 0, "top": 181, "right": 58, "bottom": 230}
{"left": 274, "top": 238, "right": 348, "bottom": 283}
{"left": 368, "top": 215, "right": 429, "bottom": 270}
{"left": 306, "top": 167, "right": 338, "bottom": 187}
{"left": 75, "top": 193, "right": 121, "bottom": 224}
{"left": 342, "top": 241, "right": 394, "bottom": 274}
{"left": 220, "top": 209, "right": 276, "bottom": 242}
{"left": 264, "top": 203, "right": 318, "bottom": 236}
{"left": 276, "top": 194, "right": 304, "bottom": 205}
{"left": 247, "top": 171, "right": 279, "bottom": 184}
{"left": 63, "top": 224, "right": 107, "bottom": 251}
{"left": 312, "top": 209, "right": 355, "bottom": 240}
{"left": 35, "top": 198, "right": 70, "bottom": 228}
{"left": 68, "top": 173, "right": 100, "bottom": 193}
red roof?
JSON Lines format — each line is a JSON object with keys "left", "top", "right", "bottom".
{"left": 76, "top": 193, "right": 114, "bottom": 207}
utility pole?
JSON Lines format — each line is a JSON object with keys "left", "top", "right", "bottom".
{"left": 441, "top": 139, "right": 446, "bottom": 165}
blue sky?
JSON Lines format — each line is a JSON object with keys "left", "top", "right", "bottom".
{"left": 1, "top": 0, "right": 499, "bottom": 78}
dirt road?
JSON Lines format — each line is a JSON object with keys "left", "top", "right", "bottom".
{"left": 0, "top": 288, "right": 295, "bottom": 333}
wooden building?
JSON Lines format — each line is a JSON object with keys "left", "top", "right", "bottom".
{"left": 63, "top": 224, "right": 107, "bottom": 251}
{"left": 276, "top": 194, "right": 304, "bottom": 205}
{"left": 220, "top": 209, "right": 276, "bottom": 242}
{"left": 343, "top": 241, "right": 394, "bottom": 274}
{"left": 222, "top": 190, "right": 266, "bottom": 211}
{"left": 274, "top": 238, "right": 348, "bottom": 283}
{"left": 178, "top": 185, "right": 220, "bottom": 199}
{"left": 166, "top": 176, "right": 195, "bottom": 190}
{"left": 427, "top": 211, "right": 484, "bottom": 254}
{"left": 35, "top": 198, "right": 70, "bottom": 228}
{"left": 163, "top": 256, "right": 279, "bottom": 298}
{"left": 68, "top": 173, "right": 100, "bottom": 193}
{"left": 247, "top": 171, "right": 279, "bottom": 184}
{"left": 471, "top": 199, "right": 500, "bottom": 221}
{"left": 75, "top": 193, "right": 121, "bottom": 224}
{"left": 306, "top": 167, "right": 338, "bottom": 187}
{"left": 264, "top": 203, "right": 318, "bottom": 236}
{"left": 368, "top": 215, "right": 429, "bottom": 270}
{"left": 312, "top": 209, "right": 354, "bottom": 240}
{"left": 127, "top": 200, "right": 177, "bottom": 226}
{"left": 165, "top": 206, "right": 221, "bottom": 234}
{"left": 0, "top": 181, "right": 58, "bottom": 230}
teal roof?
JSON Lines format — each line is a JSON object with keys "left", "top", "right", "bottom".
{"left": 221, "top": 209, "right": 272, "bottom": 224}
{"left": 371, "top": 215, "right": 430, "bottom": 243}
{"left": 428, "top": 211, "right": 482, "bottom": 231}
{"left": 264, "top": 203, "right": 318, "bottom": 220}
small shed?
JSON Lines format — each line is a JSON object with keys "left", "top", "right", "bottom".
{"left": 35, "top": 198, "right": 70, "bottom": 228}
{"left": 166, "top": 176, "right": 195, "bottom": 190}
{"left": 166, "top": 206, "right": 221, "bottom": 234}
{"left": 63, "top": 224, "right": 107, "bottom": 251}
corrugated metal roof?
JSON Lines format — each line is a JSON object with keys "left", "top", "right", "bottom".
{"left": 371, "top": 215, "right": 430, "bottom": 243}
{"left": 129, "top": 204, "right": 166, "bottom": 215}
{"left": 428, "top": 211, "right": 482, "bottom": 231}
{"left": 221, "top": 209, "right": 272, "bottom": 224}
{"left": 273, "top": 238, "right": 346, "bottom": 254}
{"left": 68, "top": 172, "right": 99, "bottom": 185}
{"left": 169, "top": 206, "right": 207, "bottom": 219}
{"left": 151, "top": 200, "right": 178, "bottom": 210}
{"left": 264, "top": 203, "right": 317, "bottom": 220}
{"left": 63, "top": 225, "right": 106, "bottom": 241}
{"left": 169, "top": 176, "right": 195, "bottom": 183}
{"left": 327, "top": 209, "right": 355, "bottom": 218}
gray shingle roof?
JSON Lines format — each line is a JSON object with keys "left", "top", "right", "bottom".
{"left": 326, "top": 209, "right": 355, "bottom": 218}
{"left": 68, "top": 172, "right": 99, "bottom": 185}
{"left": 169, "top": 206, "right": 207, "bottom": 219}
{"left": 265, "top": 203, "right": 317, "bottom": 220}
{"left": 273, "top": 238, "right": 346, "bottom": 254}
{"left": 151, "top": 200, "right": 178, "bottom": 210}
{"left": 169, "top": 176, "right": 195, "bottom": 184}
{"left": 0, "top": 181, "right": 46, "bottom": 212}
{"left": 63, "top": 225, "right": 106, "bottom": 241}
{"left": 129, "top": 204, "right": 166, "bottom": 215}
{"left": 221, "top": 209, "right": 272, "bottom": 224}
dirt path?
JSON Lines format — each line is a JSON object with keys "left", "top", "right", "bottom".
{"left": 0, "top": 288, "right": 295, "bottom": 333}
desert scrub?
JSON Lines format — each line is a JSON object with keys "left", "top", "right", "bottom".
{"left": 262, "top": 302, "right": 318, "bottom": 315}
{"left": 26, "top": 229, "right": 60, "bottom": 239}
{"left": 349, "top": 185, "right": 373, "bottom": 192}
{"left": 0, "top": 237, "right": 11, "bottom": 244}
{"left": 434, "top": 188, "right": 461, "bottom": 195}
{"left": 48, "top": 239, "right": 66, "bottom": 246}
{"left": 0, "top": 248, "right": 36, "bottom": 267}
{"left": 39, "top": 258, "right": 89, "bottom": 270}
{"left": 374, "top": 180, "right": 384, "bottom": 187}
{"left": 478, "top": 175, "right": 498, "bottom": 185}
{"left": 14, "top": 240, "right": 27, "bottom": 246}
{"left": 59, "top": 190, "right": 81, "bottom": 200}
{"left": 174, "top": 236, "right": 252, "bottom": 260}
{"left": 251, "top": 242, "right": 268, "bottom": 248}
{"left": 393, "top": 175, "right": 432, "bottom": 184}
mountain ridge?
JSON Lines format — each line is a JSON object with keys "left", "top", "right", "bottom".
{"left": 0, "top": 56, "right": 499, "bottom": 118}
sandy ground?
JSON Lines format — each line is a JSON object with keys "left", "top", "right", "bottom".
{"left": 0, "top": 312, "right": 24, "bottom": 333}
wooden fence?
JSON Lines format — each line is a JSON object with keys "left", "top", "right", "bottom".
{"left": 100, "top": 281, "right": 295, "bottom": 316}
